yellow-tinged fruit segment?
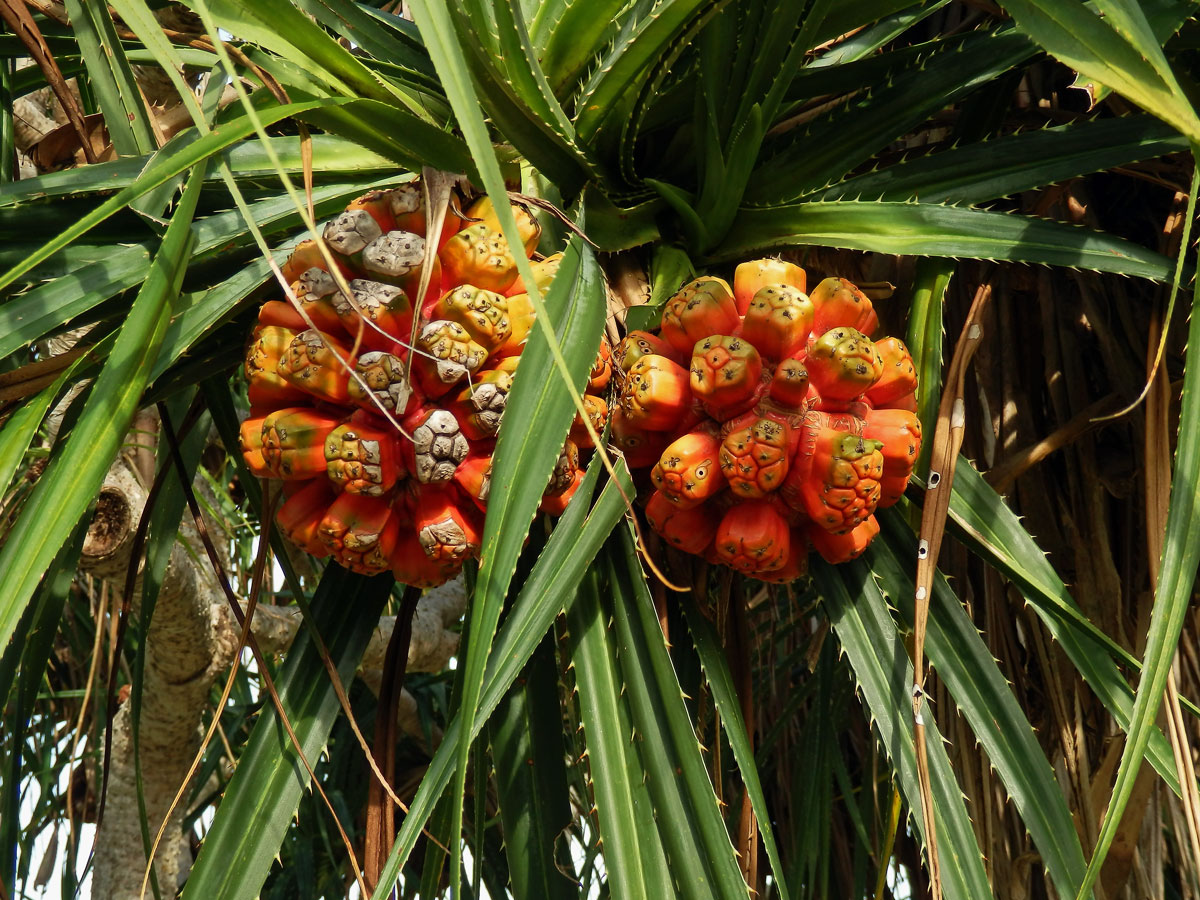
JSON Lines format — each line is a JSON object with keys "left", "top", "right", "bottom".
{"left": 733, "top": 258, "right": 807, "bottom": 315}
{"left": 805, "top": 327, "right": 884, "bottom": 405}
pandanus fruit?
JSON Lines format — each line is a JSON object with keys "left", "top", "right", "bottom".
{"left": 240, "top": 183, "right": 602, "bottom": 589}
{"left": 628, "top": 262, "right": 920, "bottom": 581}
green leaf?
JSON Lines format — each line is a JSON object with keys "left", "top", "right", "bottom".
{"left": 905, "top": 257, "right": 952, "bottom": 474}
{"left": 939, "top": 460, "right": 1181, "bottom": 789}
{"left": 0, "top": 165, "right": 204, "bottom": 651}
{"left": 574, "top": 0, "right": 725, "bottom": 145}
{"left": 999, "top": 0, "right": 1200, "bottom": 144}
{"left": 717, "top": 200, "right": 1180, "bottom": 281}
{"left": 815, "top": 561, "right": 994, "bottom": 900}
{"left": 821, "top": 115, "right": 1187, "bottom": 205}
{"left": 370, "top": 459, "right": 634, "bottom": 899}
{"left": 869, "top": 516, "right": 1090, "bottom": 899}
{"left": 61, "top": 0, "right": 158, "bottom": 158}
{"left": 1073, "top": 158, "right": 1200, "bottom": 900}
{"left": 607, "top": 527, "right": 750, "bottom": 900}
{"left": 748, "top": 29, "right": 1034, "bottom": 203}
{"left": 567, "top": 567, "right": 674, "bottom": 900}
{"left": 181, "top": 567, "right": 394, "bottom": 900}
{"left": 489, "top": 637, "right": 577, "bottom": 900}
{"left": 678, "top": 593, "right": 792, "bottom": 900}
{"left": 0, "top": 98, "right": 337, "bottom": 293}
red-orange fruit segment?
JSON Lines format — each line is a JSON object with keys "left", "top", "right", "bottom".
{"left": 277, "top": 479, "right": 336, "bottom": 557}
{"left": 719, "top": 415, "right": 791, "bottom": 498}
{"left": 239, "top": 415, "right": 272, "bottom": 477}
{"left": 401, "top": 407, "right": 469, "bottom": 484}
{"left": 329, "top": 278, "right": 413, "bottom": 351}
{"left": 454, "top": 448, "right": 494, "bottom": 511}
{"left": 589, "top": 336, "right": 613, "bottom": 392}
{"left": 348, "top": 350, "right": 413, "bottom": 416}
{"left": 276, "top": 329, "right": 357, "bottom": 406}
{"left": 800, "top": 430, "right": 884, "bottom": 534}
{"left": 610, "top": 408, "right": 671, "bottom": 467}
{"left": 740, "top": 285, "right": 814, "bottom": 362}
{"left": 713, "top": 500, "right": 790, "bottom": 574}
{"left": 809, "top": 277, "right": 879, "bottom": 337}
{"left": 451, "top": 369, "right": 514, "bottom": 441}
{"left": 570, "top": 394, "right": 609, "bottom": 449}
{"left": 620, "top": 354, "right": 691, "bottom": 432}
{"left": 258, "top": 408, "right": 345, "bottom": 481}
{"left": 809, "top": 515, "right": 880, "bottom": 564}
{"left": 805, "top": 326, "right": 884, "bottom": 405}
{"left": 768, "top": 357, "right": 810, "bottom": 410}
{"left": 753, "top": 528, "right": 809, "bottom": 583}
{"left": 257, "top": 300, "right": 308, "bottom": 332}
{"left": 733, "top": 258, "right": 807, "bottom": 315}
{"left": 541, "top": 469, "right": 585, "bottom": 516}
{"left": 614, "top": 330, "right": 682, "bottom": 390}
{"left": 651, "top": 429, "right": 725, "bottom": 509}
{"left": 318, "top": 492, "right": 398, "bottom": 575}
{"left": 644, "top": 490, "right": 719, "bottom": 555}
{"left": 413, "top": 484, "right": 483, "bottom": 565}
{"left": 291, "top": 267, "right": 347, "bottom": 336}
{"left": 324, "top": 418, "right": 403, "bottom": 496}
{"left": 862, "top": 407, "right": 922, "bottom": 508}
{"left": 689, "top": 335, "right": 764, "bottom": 421}
{"left": 864, "top": 336, "right": 918, "bottom": 409}
{"left": 391, "top": 527, "right": 460, "bottom": 588}
{"left": 660, "top": 277, "right": 740, "bottom": 356}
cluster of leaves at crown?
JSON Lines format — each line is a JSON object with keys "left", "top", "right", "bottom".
{"left": 613, "top": 262, "right": 922, "bottom": 581}
{"left": 239, "top": 181, "right": 611, "bottom": 588}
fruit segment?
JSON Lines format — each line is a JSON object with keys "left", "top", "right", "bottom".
{"left": 810, "top": 277, "right": 879, "bottom": 337}
{"left": 620, "top": 354, "right": 691, "bottom": 432}
{"left": 805, "top": 327, "right": 884, "bottom": 405}
{"left": 740, "top": 285, "right": 813, "bottom": 361}
{"left": 862, "top": 408, "right": 922, "bottom": 507}
{"left": 864, "top": 336, "right": 918, "bottom": 410}
{"left": 277, "top": 330, "right": 357, "bottom": 406}
{"left": 324, "top": 418, "right": 403, "bottom": 496}
{"left": 258, "top": 408, "right": 344, "bottom": 481}
{"left": 689, "top": 335, "right": 764, "bottom": 421}
{"left": 713, "top": 500, "right": 790, "bottom": 574}
{"left": 719, "top": 415, "right": 792, "bottom": 498}
{"left": 645, "top": 490, "right": 719, "bottom": 555}
{"left": 733, "top": 258, "right": 807, "bottom": 315}
{"left": 651, "top": 429, "right": 725, "bottom": 508}
{"left": 661, "top": 277, "right": 740, "bottom": 355}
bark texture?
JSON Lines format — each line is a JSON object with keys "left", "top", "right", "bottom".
{"left": 82, "top": 458, "right": 465, "bottom": 899}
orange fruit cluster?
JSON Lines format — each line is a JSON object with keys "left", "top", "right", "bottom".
{"left": 615, "top": 262, "right": 921, "bottom": 581}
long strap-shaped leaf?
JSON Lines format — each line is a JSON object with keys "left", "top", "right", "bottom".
{"left": 1073, "top": 159, "right": 1200, "bottom": 900}
{"left": 369, "top": 461, "right": 634, "bottom": 899}
{"left": 717, "top": 201, "right": 1181, "bottom": 281}
{"left": 677, "top": 592, "right": 792, "bottom": 900}
{"left": 815, "top": 561, "right": 994, "bottom": 900}
{"left": 0, "top": 165, "right": 204, "bottom": 651}
{"left": 606, "top": 529, "right": 750, "bottom": 900}
{"left": 406, "top": 4, "right": 610, "bottom": 893}
{"left": 871, "top": 515, "right": 1091, "bottom": 899}
{"left": 180, "top": 566, "right": 393, "bottom": 900}
{"left": 567, "top": 571, "right": 673, "bottom": 900}
{"left": 999, "top": 0, "right": 1200, "bottom": 146}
